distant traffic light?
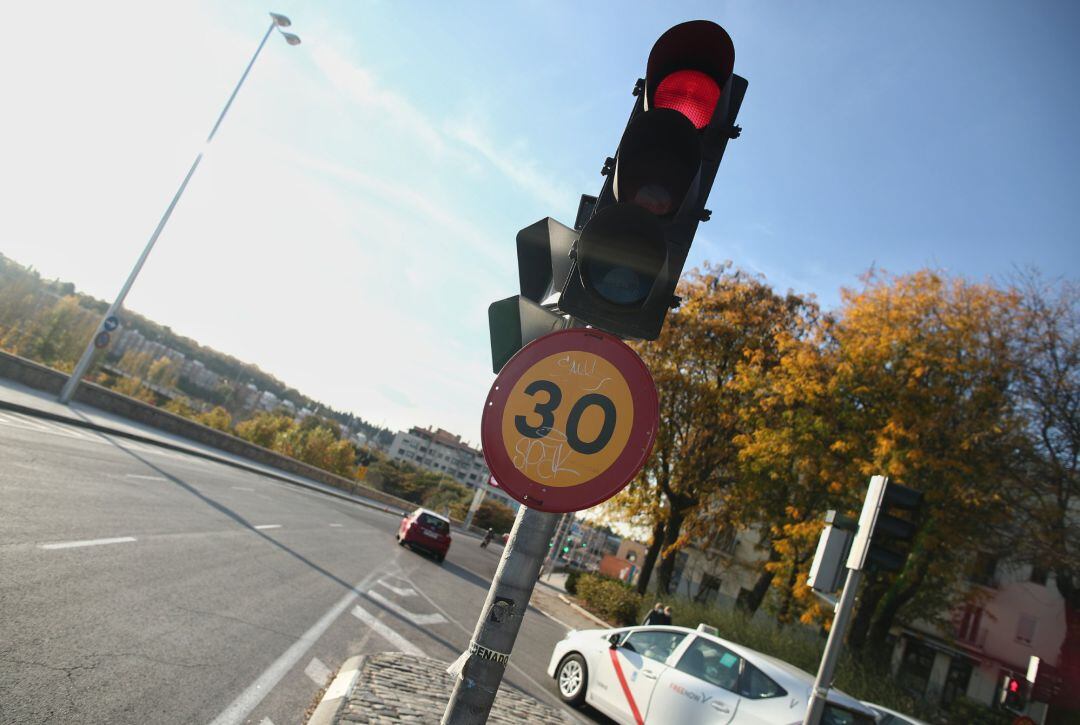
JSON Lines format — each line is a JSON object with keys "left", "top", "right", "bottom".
{"left": 559, "top": 20, "right": 747, "bottom": 340}
{"left": 848, "top": 476, "right": 923, "bottom": 573}
{"left": 1000, "top": 674, "right": 1027, "bottom": 710}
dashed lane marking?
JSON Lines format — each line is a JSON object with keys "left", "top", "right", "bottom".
{"left": 328, "top": 523, "right": 343, "bottom": 527}
{"left": 350, "top": 603, "right": 424, "bottom": 656}
{"left": 231, "top": 487, "right": 255, "bottom": 491}
{"left": 254, "top": 524, "right": 282, "bottom": 530}
{"left": 125, "top": 474, "right": 167, "bottom": 481}
{"left": 365, "top": 589, "right": 446, "bottom": 626}
{"left": 304, "top": 657, "right": 333, "bottom": 686}
{"left": 40, "top": 536, "right": 137, "bottom": 550}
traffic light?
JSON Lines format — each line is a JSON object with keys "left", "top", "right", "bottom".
{"left": 488, "top": 218, "right": 578, "bottom": 373}
{"left": 1000, "top": 674, "right": 1027, "bottom": 710}
{"left": 559, "top": 20, "right": 747, "bottom": 340}
{"left": 848, "top": 476, "right": 924, "bottom": 573}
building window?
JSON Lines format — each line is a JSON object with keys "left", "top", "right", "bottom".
{"left": 898, "top": 639, "right": 936, "bottom": 697}
{"left": 1016, "top": 614, "right": 1037, "bottom": 646}
{"left": 956, "top": 604, "right": 984, "bottom": 646}
{"left": 942, "top": 657, "right": 973, "bottom": 706}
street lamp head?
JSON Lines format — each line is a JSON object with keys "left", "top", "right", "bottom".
{"left": 270, "top": 12, "right": 292, "bottom": 27}
{"left": 281, "top": 32, "right": 301, "bottom": 46}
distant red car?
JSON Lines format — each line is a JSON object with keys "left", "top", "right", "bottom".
{"left": 396, "top": 508, "right": 451, "bottom": 563}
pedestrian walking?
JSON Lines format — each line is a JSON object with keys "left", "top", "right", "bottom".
{"left": 641, "top": 602, "right": 665, "bottom": 626}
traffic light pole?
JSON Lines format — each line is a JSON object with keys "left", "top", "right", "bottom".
{"left": 441, "top": 505, "right": 560, "bottom": 724}
{"left": 803, "top": 566, "right": 863, "bottom": 725}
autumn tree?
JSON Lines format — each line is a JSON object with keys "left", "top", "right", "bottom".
{"left": 738, "top": 270, "right": 1026, "bottom": 644}
{"left": 611, "top": 262, "right": 818, "bottom": 595}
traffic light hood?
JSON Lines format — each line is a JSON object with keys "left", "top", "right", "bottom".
{"left": 646, "top": 20, "right": 735, "bottom": 129}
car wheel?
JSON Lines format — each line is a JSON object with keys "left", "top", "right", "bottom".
{"left": 435, "top": 552, "right": 445, "bottom": 563}
{"left": 555, "top": 653, "right": 587, "bottom": 707}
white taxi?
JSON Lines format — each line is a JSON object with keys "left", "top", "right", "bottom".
{"left": 547, "top": 624, "right": 877, "bottom": 725}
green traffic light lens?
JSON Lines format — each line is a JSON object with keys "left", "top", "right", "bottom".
{"left": 577, "top": 203, "right": 667, "bottom": 308}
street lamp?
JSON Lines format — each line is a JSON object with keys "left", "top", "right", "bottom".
{"left": 58, "top": 13, "right": 302, "bottom": 404}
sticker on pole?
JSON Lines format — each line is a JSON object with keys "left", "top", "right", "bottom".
{"left": 480, "top": 328, "right": 658, "bottom": 513}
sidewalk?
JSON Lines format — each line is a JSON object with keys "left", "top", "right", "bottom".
{"left": 310, "top": 653, "right": 575, "bottom": 725}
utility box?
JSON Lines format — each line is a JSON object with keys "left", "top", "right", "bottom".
{"left": 807, "top": 511, "right": 855, "bottom": 594}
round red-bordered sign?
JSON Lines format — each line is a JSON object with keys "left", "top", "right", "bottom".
{"left": 481, "top": 328, "right": 658, "bottom": 513}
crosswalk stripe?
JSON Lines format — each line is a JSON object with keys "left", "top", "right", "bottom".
{"left": 365, "top": 589, "right": 446, "bottom": 626}
{"left": 350, "top": 604, "right": 424, "bottom": 655}
{"left": 304, "top": 657, "right": 332, "bottom": 686}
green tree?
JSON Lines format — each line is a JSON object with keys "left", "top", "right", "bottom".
{"left": 196, "top": 406, "right": 232, "bottom": 432}
{"left": 473, "top": 499, "right": 516, "bottom": 533}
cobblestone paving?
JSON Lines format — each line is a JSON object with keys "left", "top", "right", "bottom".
{"left": 339, "top": 652, "right": 574, "bottom": 724}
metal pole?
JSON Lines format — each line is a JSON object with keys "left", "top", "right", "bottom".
{"left": 59, "top": 20, "right": 278, "bottom": 404}
{"left": 803, "top": 566, "right": 863, "bottom": 725}
{"left": 541, "top": 512, "right": 570, "bottom": 580}
{"left": 441, "top": 506, "right": 560, "bottom": 724}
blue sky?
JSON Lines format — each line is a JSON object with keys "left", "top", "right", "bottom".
{"left": 2, "top": 1, "right": 1077, "bottom": 443}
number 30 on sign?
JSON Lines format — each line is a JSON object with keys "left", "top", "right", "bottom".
{"left": 480, "top": 328, "right": 659, "bottom": 513}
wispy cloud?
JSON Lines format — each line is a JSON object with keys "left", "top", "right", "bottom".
{"left": 445, "top": 116, "right": 577, "bottom": 214}
{"left": 311, "top": 45, "right": 448, "bottom": 156}
{"left": 310, "top": 44, "right": 573, "bottom": 213}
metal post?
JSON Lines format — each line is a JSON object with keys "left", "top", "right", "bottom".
{"left": 59, "top": 19, "right": 280, "bottom": 404}
{"left": 541, "top": 512, "right": 570, "bottom": 579}
{"left": 803, "top": 566, "right": 863, "bottom": 725}
{"left": 441, "top": 506, "right": 560, "bottom": 724}
{"left": 463, "top": 486, "right": 486, "bottom": 529}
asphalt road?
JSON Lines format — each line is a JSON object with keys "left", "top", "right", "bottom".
{"left": 0, "top": 410, "right": 605, "bottom": 724}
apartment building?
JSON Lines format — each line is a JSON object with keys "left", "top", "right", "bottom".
{"left": 387, "top": 426, "right": 516, "bottom": 508}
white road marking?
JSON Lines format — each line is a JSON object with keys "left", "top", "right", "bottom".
{"left": 258, "top": 718, "right": 275, "bottom": 725}
{"left": 0, "top": 412, "right": 87, "bottom": 439}
{"left": 365, "top": 589, "right": 446, "bottom": 625}
{"left": 350, "top": 603, "right": 424, "bottom": 656}
{"left": 126, "top": 474, "right": 166, "bottom": 481}
{"left": 304, "top": 657, "right": 332, "bottom": 686}
{"left": 231, "top": 486, "right": 255, "bottom": 491}
{"left": 40, "top": 536, "right": 137, "bottom": 550}
{"left": 254, "top": 524, "right": 282, "bottom": 530}
{"left": 328, "top": 523, "right": 343, "bottom": 527}
{"left": 207, "top": 567, "right": 385, "bottom": 725}
{"left": 376, "top": 579, "right": 416, "bottom": 597}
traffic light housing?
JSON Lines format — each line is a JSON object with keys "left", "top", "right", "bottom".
{"left": 559, "top": 20, "right": 747, "bottom": 340}
{"left": 848, "top": 476, "right": 924, "bottom": 573}
{"left": 1000, "top": 674, "right": 1027, "bottom": 710}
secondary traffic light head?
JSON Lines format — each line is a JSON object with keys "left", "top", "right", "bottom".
{"left": 1001, "top": 674, "right": 1027, "bottom": 710}
{"left": 559, "top": 20, "right": 747, "bottom": 340}
{"left": 848, "top": 476, "right": 924, "bottom": 573}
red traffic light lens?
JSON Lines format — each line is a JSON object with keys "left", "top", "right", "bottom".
{"left": 1009, "top": 680, "right": 1020, "bottom": 692}
{"left": 654, "top": 70, "right": 721, "bottom": 130}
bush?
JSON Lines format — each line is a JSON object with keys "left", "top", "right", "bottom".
{"left": 576, "top": 573, "right": 642, "bottom": 626}
{"left": 565, "top": 570, "right": 582, "bottom": 595}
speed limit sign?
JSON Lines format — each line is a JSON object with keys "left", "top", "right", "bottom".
{"left": 480, "top": 328, "right": 658, "bottom": 513}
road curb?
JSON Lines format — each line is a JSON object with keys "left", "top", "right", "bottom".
{"left": 558, "top": 594, "right": 613, "bottom": 628}
{"left": 0, "top": 398, "right": 409, "bottom": 519}
{"left": 307, "top": 655, "right": 364, "bottom": 725}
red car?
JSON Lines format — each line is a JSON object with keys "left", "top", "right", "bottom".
{"left": 396, "top": 508, "right": 451, "bottom": 563}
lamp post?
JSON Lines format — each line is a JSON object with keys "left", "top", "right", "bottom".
{"left": 58, "top": 13, "right": 301, "bottom": 404}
